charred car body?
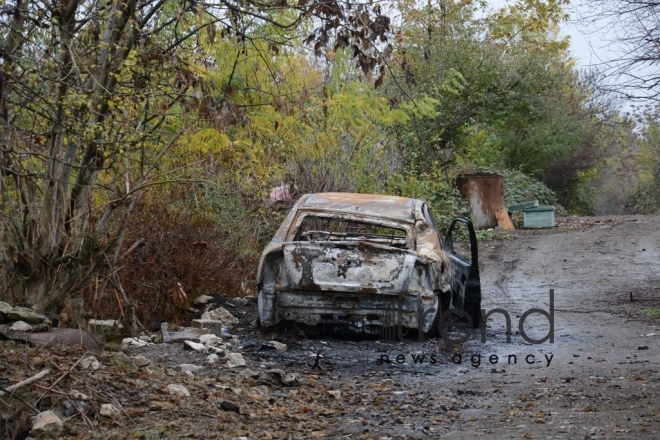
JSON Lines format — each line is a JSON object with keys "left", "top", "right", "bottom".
{"left": 257, "top": 193, "right": 481, "bottom": 335}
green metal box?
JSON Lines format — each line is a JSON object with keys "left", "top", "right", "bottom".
{"left": 523, "top": 206, "right": 555, "bottom": 228}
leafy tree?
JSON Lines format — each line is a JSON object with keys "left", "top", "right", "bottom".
{"left": 0, "top": 0, "right": 394, "bottom": 324}
{"left": 626, "top": 107, "right": 660, "bottom": 213}
{"left": 382, "top": 0, "right": 602, "bottom": 213}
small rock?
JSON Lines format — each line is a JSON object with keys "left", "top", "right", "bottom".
{"left": 209, "top": 347, "right": 227, "bottom": 357}
{"left": 184, "top": 340, "right": 207, "bottom": 352}
{"left": 201, "top": 307, "right": 239, "bottom": 328}
{"left": 638, "top": 345, "right": 649, "bottom": 350}
{"left": 30, "top": 411, "right": 63, "bottom": 439}
{"left": 80, "top": 355, "right": 100, "bottom": 370}
{"left": 31, "top": 356, "right": 45, "bottom": 368}
{"left": 167, "top": 384, "right": 190, "bottom": 397}
{"left": 258, "top": 369, "right": 300, "bottom": 387}
{"left": 122, "top": 337, "right": 151, "bottom": 349}
{"left": 100, "top": 403, "right": 121, "bottom": 418}
{"left": 194, "top": 294, "right": 214, "bottom": 306}
{"left": 164, "top": 327, "right": 207, "bottom": 343}
{"left": 8, "top": 307, "right": 50, "bottom": 325}
{"left": 110, "top": 352, "right": 136, "bottom": 370}
{"left": 62, "top": 399, "right": 89, "bottom": 417}
{"left": 132, "top": 355, "right": 151, "bottom": 367}
{"left": 220, "top": 400, "right": 241, "bottom": 413}
{"left": 207, "top": 354, "right": 219, "bottom": 364}
{"left": 191, "top": 319, "right": 226, "bottom": 334}
{"left": 0, "top": 301, "right": 13, "bottom": 323}
{"left": 226, "top": 352, "right": 246, "bottom": 368}
{"left": 234, "top": 296, "right": 257, "bottom": 306}
{"left": 88, "top": 319, "right": 124, "bottom": 335}
{"left": 261, "top": 341, "right": 287, "bottom": 351}
{"left": 178, "top": 364, "right": 203, "bottom": 374}
{"left": 10, "top": 320, "right": 33, "bottom": 331}
{"left": 236, "top": 369, "right": 259, "bottom": 383}
{"left": 149, "top": 401, "right": 174, "bottom": 410}
{"left": 328, "top": 390, "right": 341, "bottom": 399}
{"left": 70, "top": 390, "right": 90, "bottom": 401}
{"left": 199, "top": 334, "right": 223, "bottom": 345}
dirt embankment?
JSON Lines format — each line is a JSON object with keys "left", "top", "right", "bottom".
{"left": 1, "top": 216, "right": 659, "bottom": 439}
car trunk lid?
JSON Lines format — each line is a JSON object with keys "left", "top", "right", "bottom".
{"left": 282, "top": 241, "right": 417, "bottom": 295}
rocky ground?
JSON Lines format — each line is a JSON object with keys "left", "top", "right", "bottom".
{"left": 1, "top": 215, "right": 659, "bottom": 439}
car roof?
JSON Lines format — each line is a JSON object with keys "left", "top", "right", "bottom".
{"left": 298, "top": 192, "right": 422, "bottom": 221}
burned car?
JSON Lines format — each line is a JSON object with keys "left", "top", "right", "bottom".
{"left": 257, "top": 193, "right": 481, "bottom": 335}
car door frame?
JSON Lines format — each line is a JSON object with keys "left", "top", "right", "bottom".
{"left": 443, "top": 217, "right": 481, "bottom": 327}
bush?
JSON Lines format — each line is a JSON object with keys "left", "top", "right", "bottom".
{"left": 502, "top": 169, "right": 565, "bottom": 214}
{"left": 90, "top": 184, "right": 267, "bottom": 328}
{"left": 386, "top": 168, "right": 469, "bottom": 232}
{"left": 626, "top": 178, "right": 660, "bottom": 214}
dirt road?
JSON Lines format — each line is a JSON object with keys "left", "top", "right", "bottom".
{"left": 249, "top": 215, "right": 660, "bottom": 439}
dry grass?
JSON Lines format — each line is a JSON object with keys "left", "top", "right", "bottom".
{"left": 89, "top": 196, "right": 260, "bottom": 328}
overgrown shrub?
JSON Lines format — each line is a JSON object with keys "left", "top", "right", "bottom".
{"left": 90, "top": 184, "right": 269, "bottom": 327}
{"left": 386, "top": 168, "right": 469, "bottom": 231}
{"left": 502, "top": 169, "right": 563, "bottom": 212}
{"left": 626, "top": 178, "right": 660, "bottom": 214}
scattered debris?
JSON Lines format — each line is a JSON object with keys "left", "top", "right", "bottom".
{"left": 30, "top": 411, "right": 63, "bottom": 439}
{"left": 269, "top": 183, "right": 292, "bottom": 205}
{"left": 191, "top": 318, "right": 225, "bottom": 334}
{"left": 167, "top": 384, "right": 191, "bottom": 397}
{"left": 193, "top": 294, "right": 214, "bottom": 306}
{"left": 8, "top": 307, "right": 51, "bottom": 325}
{"left": 261, "top": 341, "right": 287, "bottom": 351}
{"left": 184, "top": 340, "right": 207, "bottom": 352}
{"left": 133, "top": 355, "right": 152, "bottom": 367}
{"left": 178, "top": 364, "right": 203, "bottom": 375}
{"left": 161, "top": 324, "right": 208, "bottom": 343}
{"left": 80, "top": 355, "right": 100, "bottom": 370}
{"left": 220, "top": 400, "right": 241, "bottom": 413}
{"left": 62, "top": 399, "right": 89, "bottom": 417}
{"left": 111, "top": 351, "right": 136, "bottom": 370}
{"left": 10, "top": 320, "right": 32, "bottom": 331}
{"left": 0, "top": 301, "right": 13, "bottom": 319}
{"left": 88, "top": 319, "right": 124, "bottom": 337}
{"left": 199, "top": 334, "right": 223, "bottom": 345}
{"left": 201, "top": 307, "right": 239, "bottom": 328}
{"left": 257, "top": 369, "right": 300, "bottom": 387}
{"left": 100, "top": 403, "right": 122, "bottom": 419}
{"left": 0, "top": 368, "right": 50, "bottom": 396}
{"left": 122, "top": 337, "right": 152, "bottom": 349}
{"left": 226, "top": 352, "right": 246, "bottom": 368}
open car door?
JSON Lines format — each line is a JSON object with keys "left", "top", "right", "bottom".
{"left": 444, "top": 217, "right": 481, "bottom": 327}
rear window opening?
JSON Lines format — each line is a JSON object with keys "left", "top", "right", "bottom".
{"left": 295, "top": 216, "right": 409, "bottom": 249}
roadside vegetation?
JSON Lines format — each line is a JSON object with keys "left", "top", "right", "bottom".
{"left": 0, "top": 0, "right": 657, "bottom": 328}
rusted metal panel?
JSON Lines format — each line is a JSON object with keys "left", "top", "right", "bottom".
{"left": 456, "top": 174, "right": 506, "bottom": 230}
{"left": 300, "top": 192, "right": 418, "bottom": 221}
{"left": 282, "top": 242, "right": 417, "bottom": 294}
